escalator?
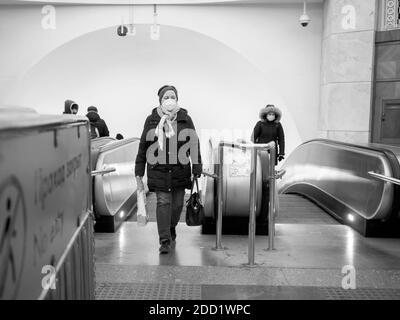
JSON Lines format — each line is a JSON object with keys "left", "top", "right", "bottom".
{"left": 278, "top": 139, "right": 400, "bottom": 237}
{"left": 201, "top": 138, "right": 400, "bottom": 237}
{"left": 91, "top": 136, "right": 400, "bottom": 237}
{"left": 91, "top": 137, "right": 143, "bottom": 232}
{"left": 276, "top": 194, "right": 339, "bottom": 225}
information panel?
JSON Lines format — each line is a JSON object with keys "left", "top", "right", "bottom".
{"left": 0, "top": 121, "right": 90, "bottom": 299}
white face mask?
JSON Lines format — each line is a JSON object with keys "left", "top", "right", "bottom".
{"left": 267, "top": 114, "right": 275, "bottom": 122}
{"left": 162, "top": 99, "right": 178, "bottom": 112}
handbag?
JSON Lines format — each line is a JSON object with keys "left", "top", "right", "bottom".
{"left": 185, "top": 177, "right": 205, "bottom": 226}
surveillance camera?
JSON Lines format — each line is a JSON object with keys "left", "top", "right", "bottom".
{"left": 299, "top": 13, "right": 311, "bottom": 27}
{"left": 117, "top": 25, "right": 128, "bottom": 37}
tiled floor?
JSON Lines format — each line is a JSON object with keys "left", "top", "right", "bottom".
{"left": 95, "top": 282, "right": 400, "bottom": 300}
{"left": 95, "top": 194, "right": 400, "bottom": 299}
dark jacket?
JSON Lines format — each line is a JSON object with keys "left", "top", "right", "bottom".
{"left": 252, "top": 107, "right": 285, "bottom": 157}
{"left": 63, "top": 100, "right": 79, "bottom": 114}
{"left": 135, "top": 108, "right": 202, "bottom": 192}
{"left": 86, "top": 111, "right": 110, "bottom": 137}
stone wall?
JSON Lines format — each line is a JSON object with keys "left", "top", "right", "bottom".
{"left": 319, "top": 0, "right": 378, "bottom": 143}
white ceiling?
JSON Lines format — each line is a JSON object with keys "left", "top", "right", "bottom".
{"left": 0, "top": 0, "right": 323, "bottom": 5}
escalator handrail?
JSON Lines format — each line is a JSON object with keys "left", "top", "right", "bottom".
{"left": 98, "top": 137, "right": 140, "bottom": 153}
{"left": 369, "top": 171, "right": 400, "bottom": 186}
{"left": 305, "top": 139, "right": 400, "bottom": 179}
{"left": 91, "top": 167, "right": 116, "bottom": 176}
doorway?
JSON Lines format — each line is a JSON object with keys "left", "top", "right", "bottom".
{"left": 375, "top": 98, "right": 400, "bottom": 145}
{"left": 372, "top": 30, "right": 400, "bottom": 145}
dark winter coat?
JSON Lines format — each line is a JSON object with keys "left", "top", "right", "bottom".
{"left": 135, "top": 108, "right": 202, "bottom": 192}
{"left": 86, "top": 111, "right": 110, "bottom": 137}
{"left": 63, "top": 100, "right": 79, "bottom": 114}
{"left": 251, "top": 106, "right": 285, "bottom": 157}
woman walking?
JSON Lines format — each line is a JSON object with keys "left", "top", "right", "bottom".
{"left": 135, "top": 85, "right": 202, "bottom": 254}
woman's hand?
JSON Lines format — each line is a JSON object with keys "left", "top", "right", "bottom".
{"left": 136, "top": 176, "right": 145, "bottom": 192}
{"left": 192, "top": 164, "right": 203, "bottom": 178}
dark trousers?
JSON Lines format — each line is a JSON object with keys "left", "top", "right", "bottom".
{"left": 155, "top": 189, "right": 185, "bottom": 244}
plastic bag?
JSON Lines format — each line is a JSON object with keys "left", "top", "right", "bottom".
{"left": 137, "top": 190, "right": 148, "bottom": 226}
{"left": 274, "top": 187, "right": 280, "bottom": 218}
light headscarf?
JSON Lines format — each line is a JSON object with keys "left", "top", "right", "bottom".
{"left": 155, "top": 101, "right": 180, "bottom": 151}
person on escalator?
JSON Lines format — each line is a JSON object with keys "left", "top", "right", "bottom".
{"left": 63, "top": 99, "right": 79, "bottom": 115}
{"left": 116, "top": 133, "right": 124, "bottom": 140}
{"left": 251, "top": 104, "right": 285, "bottom": 164}
{"left": 135, "top": 85, "right": 203, "bottom": 254}
{"left": 252, "top": 104, "right": 285, "bottom": 225}
{"left": 86, "top": 106, "right": 110, "bottom": 139}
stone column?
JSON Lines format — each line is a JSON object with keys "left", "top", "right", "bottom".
{"left": 319, "top": 0, "right": 378, "bottom": 143}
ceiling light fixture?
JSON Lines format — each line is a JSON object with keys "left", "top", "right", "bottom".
{"left": 128, "top": 0, "right": 136, "bottom": 36}
{"left": 150, "top": 4, "right": 160, "bottom": 40}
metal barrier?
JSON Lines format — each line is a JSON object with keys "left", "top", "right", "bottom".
{"left": 205, "top": 140, "right": 279, "bottom": 266}
{"left": 91, "top": 167, "right": 116, "bottom": 176}
{"left": 369, "top": 171, "right": 400, "bottom": 186}
{"left": 38, "top": 211, "right": 95, "bottom": 300}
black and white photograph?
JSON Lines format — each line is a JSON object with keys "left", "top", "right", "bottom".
{"left": 0, "top": 0, "right": 400, "bottom": 308}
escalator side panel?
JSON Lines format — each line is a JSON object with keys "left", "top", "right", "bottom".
{"left": 202, "top": 147, "right": 263, "bottom": 218}
{"left": 279, "top": 141, "right": 394, "bottom": 220}
{"left": 93, "top": 138, "right": 141, "bottom": 217}
{"left": 278, "top": 139, "right": 400, "bottom": 237}
{"left": 201, "top": 142, "right": 270, "bottom": 235}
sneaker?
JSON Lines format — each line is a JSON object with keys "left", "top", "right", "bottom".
{"left": 159, "top": 241, "right": 171, "bottom": 254}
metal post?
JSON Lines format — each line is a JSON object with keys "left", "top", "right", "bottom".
{"left": 368, "top": 171, "right": 400, "bottom": 185}
{"left": 215, "top": 143, "right": 224, "bottom": 250}
{"left": 268, "top": 142, "right": 276, "bottom": 251}
{"left": 248, "top": 148, "right": 257, "bottom": 265}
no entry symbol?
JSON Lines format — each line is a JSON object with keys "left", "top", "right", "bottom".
{"left": 0, "top": 176, "right": 27, "bottom": 300}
